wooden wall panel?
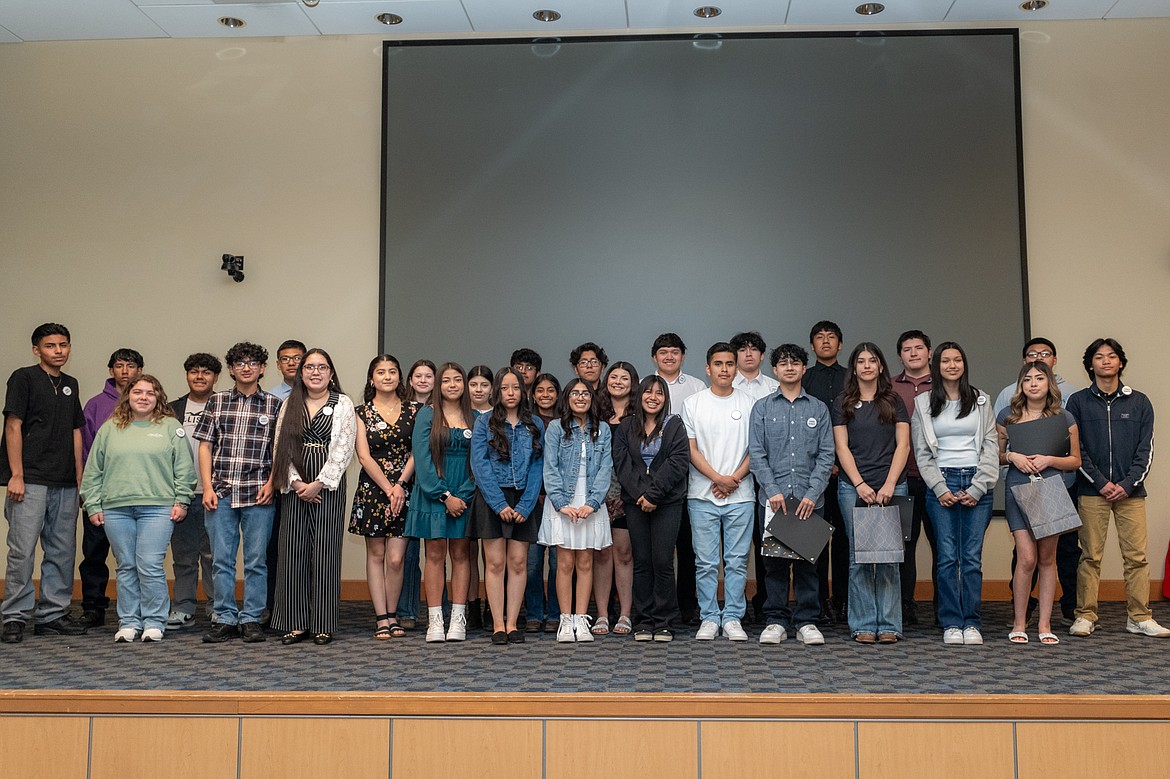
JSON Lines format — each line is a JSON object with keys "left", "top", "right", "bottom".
{"left": 240, "top": 717, "right": 389, "bottom": 779}
{"left": 546, "top": 719, "right": 698, "bottom": 779}
{"left": 701, "top": 720, "right": 855, "bottom": 779}
{"left": 0, "top": 716, "right": 89, "bottom": 779}
{"left": 1017, "top": 722, "right": 1170, "bottom": 778}
{"left": 857, "top": 722, "right": 1014, "bottom": 779}
{"left": 91, "top": 716, "right": 238, "bottom": 779}
{"left": 392, "top": 718, "right": 541, "bottom": 779}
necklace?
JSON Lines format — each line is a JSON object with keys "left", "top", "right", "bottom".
{"left": 47, "top": 373, "right": 63, "bottom": 395}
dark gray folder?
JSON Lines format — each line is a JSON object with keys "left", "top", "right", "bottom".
{"left": 765, "top": 499, "right": 834, "bottom": 564}
{"left": 1007, "top": 414, "right": 1070, "bottom": 457}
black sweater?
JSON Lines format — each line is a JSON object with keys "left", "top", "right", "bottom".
{"left": 612, "top": 415, "right": 690, "bottom": 506}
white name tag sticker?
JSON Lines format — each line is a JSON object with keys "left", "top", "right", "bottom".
{"left": 259, "top": 415, "right": 269, "bottom": 426}
{"left": 322, "top": 406, "right": 334, "bottom": 416}
{"left": 176, "top": 428, "right": 186, "bottom": 438}
{"left": 1122, "top": 386, "right": 1133, "bottom": 396}
{"left": 731, "top": 410, "right": 742, "bottom": 420}
{"left": 62, "top": 386, "right": 72, "bottom": 396}
{"left": 976, "top": 395, "right": 987, "bottom": 406}
{"left": 463, "top": 428, "right": 473, "bottom": 439}
{"left": 807, "top": 417, "right": 817, "bottom": 428}
{"left": 376, "top": 421, "right": 388, "bottom": 431}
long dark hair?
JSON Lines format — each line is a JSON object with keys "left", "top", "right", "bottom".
{"left": 429, "top": 362, "right": 472, "bottom": 477}
{"left": 273, "top": 348, "right": 342, "bottom": 490}
{"left": 597, "top": 361, "right": 640, "bottom": 422}
{"left": 631, "top": 375, "right": 671, "bottom": 446}
{"left": 840, "top": 342, "right": 899, "bottom": 425}
{"left": 1006, "top": 361, "right": 1063, "bottom": 425}
{"left": 532, "top": 372, "right": 561, "bottom": 424}
{"left": 407, "top": 359, "right": 436, "bottom": 405}
{"left": 928, "top": 341, "right": 977, "bottom": 419}
{"left": 487, "top": 367, "right": 543, "bottom": 461}
{"left": 559, "top": 377, "right": 600, "bottom": 442}
{"left": 363, "top": 354, "right": 409, "bottom": 404}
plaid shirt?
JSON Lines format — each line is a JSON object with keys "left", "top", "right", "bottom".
{"left": 193, "top": 387, "right": 282, "bottom": 507}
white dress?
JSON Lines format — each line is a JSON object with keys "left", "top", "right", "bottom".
{"left": 537, "top": 443, "right": 612, "bottom": 551}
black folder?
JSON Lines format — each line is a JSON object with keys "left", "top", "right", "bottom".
{"left": 855, "top": 494, "right": 915, "bottom": 543}
{"left": 1007, "top": 414, "right": 1070, "bottom": 457}
{"left": 765, "top": 498, "right": 834, "bottom": 564}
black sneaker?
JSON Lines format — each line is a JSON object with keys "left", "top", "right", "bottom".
{"left": 203, "top": 623, "right": 239, "bottom": 643}
{"left": 34, "top": 615, "right": 88, "bottom": 636}
{"left": 239, "top": 621, "right": 266, "bottom": 643}
{"left": 1, "top": 621, "right": 24, "bottom": 644}
{"left": 80, "top": 610, "right": 105, "bottom": 628}
{"left": 634, "top": 628, "right": 653, "bottom": 642}
{"left": 653, "top": 628, "right": 674, "bottom": 642}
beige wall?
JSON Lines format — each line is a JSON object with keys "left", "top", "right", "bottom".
{"left": 1, "top": 19, "right": 1168, "bottom": 589}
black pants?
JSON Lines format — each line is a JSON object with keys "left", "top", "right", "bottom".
{"left": 750, "top": 500, "right": 768, "bottom": 612}
{"left": 265, "top": 498, "right": 283, "bottom": 614}
{"left": 79, "top": 512, "right": 111, "bottom": 612}
{"left": 675, "top": 503, "right": 697, "bottom": 619}
{"left": 626, "top": 501, "right": 683, "bottom": 631}
{"left": 901, "top": 476, "right": 938, "bottom": 609}
{"left": 763, "top": 555, "right": 820, "bottom": 630}
{"left": 816, "top": 475, "right": 849, "bottom": 605}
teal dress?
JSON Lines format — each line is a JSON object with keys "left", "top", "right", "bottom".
{"left": 405, "top": 405, "right": 475, "bottom": 539}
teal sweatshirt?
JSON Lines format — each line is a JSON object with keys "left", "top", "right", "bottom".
{"left": 81, "top": 417, "right": 196, "bottom": 514}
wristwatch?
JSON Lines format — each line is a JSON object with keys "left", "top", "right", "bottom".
{"left": 439, "top": 491, "right": 451, "bottom": 502}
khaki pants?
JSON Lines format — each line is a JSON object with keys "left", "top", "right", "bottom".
{"left": 1075, "top": 495, "right": 1151, "bottom": 623}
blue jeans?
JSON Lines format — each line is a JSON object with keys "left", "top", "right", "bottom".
{"left": 206, "top": 494, "right": 274, "bottom": 625}
{"left": 525, "top": 543, "right": 559, "bottom": 621}
{"left": 688, "top": 499, "right": 754, "bottom": 625}
{"left": 397, "top": 538, "right": 420, "bottom": 619}
{"left": 838, "top": 481, "right": 908, "bottom": 636}
{"left": 2, "top": 484, "right": 79, "bottom": 624}
{"left": 103, "top": 505, "right": 174, "bottom": 632}
{"left": 926, "top": 468, "right": 994, "bottom": 630}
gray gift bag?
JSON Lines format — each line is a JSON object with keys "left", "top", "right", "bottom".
{"left": 852, "top": 504, "right": 904, "bottom": 564}
{"left": 1010, "top": 474, "right": 1082, "bottom": 539}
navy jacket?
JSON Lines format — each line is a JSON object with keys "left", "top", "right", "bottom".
{"left": 1066, "top": 382, "right": 1154, "bottom": 498}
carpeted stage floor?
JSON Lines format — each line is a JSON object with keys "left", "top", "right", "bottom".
{"left": 0, "top": 601, "right": 1162, "bottom": 695}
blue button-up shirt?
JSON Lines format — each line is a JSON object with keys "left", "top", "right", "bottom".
{"left": 748, "top": 387, "right": 834, "bottom": 508}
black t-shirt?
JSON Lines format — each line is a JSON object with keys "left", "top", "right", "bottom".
{"left": 802, "top": 362, "right": 847, "bottom": 407}
{"left": 831, "top": 394, "right": 909, "bottom": 487}
{"left": 0, "top": 365, "right": 85, "bottom": 487}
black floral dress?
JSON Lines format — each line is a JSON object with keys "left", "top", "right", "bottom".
{"left": 348, "top": 401, "right": 420, "bottom": 538}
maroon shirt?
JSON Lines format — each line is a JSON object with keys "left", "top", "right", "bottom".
{"left": 892, "top": 371, "right": 932, "bottom": 479}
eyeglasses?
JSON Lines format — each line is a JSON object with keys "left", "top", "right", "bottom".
{"left": 514, "top": 363, "right": 536, "bottom": 372}
{"left": 303, "top": 365, "right": 332, "bottom": 374}
{"left": 568, "top": 390, "right": 592, "bottom": 398}
{"left": 278, "top": 355, "right": 303, "bottom": 365}
{"left": 1025, "top": 350, "right": 1054, "bottom": 360}
{"left": 576, "top": 359, "right": 601, "bottom": 368}
{"left": 232, "top": 360, "right": 260, "bottom": 369}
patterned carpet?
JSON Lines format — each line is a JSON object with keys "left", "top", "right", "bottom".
{"left": 0, "top": 601, "right": 1163, "bottom": 694}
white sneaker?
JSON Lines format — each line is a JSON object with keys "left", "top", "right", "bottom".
{"left": 695, "top": 620, "right": 719, "bottom": 640}
{"left": 963, "top": 627, "right": 983, "bottom": 645}
{"left": 943, "top": 627, "right": 964, "bottom": 645}
{"left": 1127, "top": 618, "right": 1170, "bottom": 637}
{"left": 114, "top": 628, "right": 138, "bottom": 643}
{"left": 141, "top": 627, "right": 164, "bottom": 642}
{"left": 574, "top": 614, "right": 594, "bottom": 642}
{"left": 759, "top": 624, "right": 787, "bottom": 644}
{"left": 166, "top": 610, "right": 194, "bottom": 629}
{"left": 722, "top": 620, "right": 748, "bottom": 642}
{"left": 1069, "top": 617, "right": 1096, "bottom": 637}
{"left": 797, "top": 624, "right": 825, "bottom": 646}
{"left": 556, "top": 614, "right": 575, "bottom": 643}
{"left": 425, "top": 612, "right": 446, "bottom": 643}
{"left": 446, "top": 609, "right": 467, "bottom": 642}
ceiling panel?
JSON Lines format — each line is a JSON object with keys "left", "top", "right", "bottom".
{"left": 627, "top": 0, "right": 792, "bottom": 28}
{"left": 138, "top": 2, "right": 321, "bottom": 37}
{"left": 460, "top": 0, "right": 629, "bottom": 33}
{"left": 301, "top": 1, "right": 472, "bottom": 36}
{"left": 1106, "top": 0, "right": 1170, "bottom": 18}
{"left": 788, "top": 0, "right": 953, "bottom": 25}
{"left": 0, "top": 0, "right": 165, "bottom": 41}
{"left": 946, "top": 0, "right": 1118, "bottom": 22}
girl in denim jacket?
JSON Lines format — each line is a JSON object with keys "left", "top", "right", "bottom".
{"left": 538, "top": 378, "right": 613, "bottom": 643}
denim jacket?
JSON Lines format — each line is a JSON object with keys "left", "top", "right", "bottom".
{"left": 542, "top": 418, "right": 612, "bottom": 511}
{"left": 470, "top": 413, "right": 545, "bottom": 519}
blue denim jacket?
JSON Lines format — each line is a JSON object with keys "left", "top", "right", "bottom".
{"left": 542, "top": 418, "right": 612, "bottom": 511}
{"left": 470, "top": 413, "right": 545, "bottom": 519}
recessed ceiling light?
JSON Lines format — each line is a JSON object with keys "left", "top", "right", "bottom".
{"left": 218, "top": 17, "right": 246, "bottom": 29}
{"left": 376, "top": 13, "right": 403, "bottom": 25}
{"left": 856, "top": 3, "right": 885, "bottom": 14}
{"left": 1019, "top": 0, "right": 1048, "bottom": 10}
{"left": 694, "top": 6, "right": 722, "bottom": 18}
{"left": 533, "top": 9, "right": 561, "bottom": 22}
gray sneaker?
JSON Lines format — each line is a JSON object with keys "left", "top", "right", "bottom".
{"left": 166, "top": 610, "right": 194, "bottom": 629}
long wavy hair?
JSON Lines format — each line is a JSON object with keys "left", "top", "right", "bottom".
{"left": 363, "top": 354, "right": 409, "bottom": 404}
{"left": 596, "top": 361, "right": 640, "bottom": 423}
{"left": 110, "top": 375, "right": 175, "bottom": 429}
{"left": 559, "top": 377, "right": 601, "bottom": 442}
{"left": 927, "top": 341, "right": 978, "bottom": 419}
{"left": 272, "top": 348, "right": 343, "bottom": 490}
{"left": 631, "top": 375, "right": 671, "bottom": 446}
{"left": 840, "top": 342, "right": 899, "bottom": 425}
{"left": 429, "top": 362, "right": 473, "bottom": 477}
{"left": 1006, "top": 361, "right": 1063, "bottom": 425}
{"left": 487, "top": 367, "right": 543, "bottom": 461}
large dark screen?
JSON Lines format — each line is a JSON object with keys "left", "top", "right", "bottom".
{"left": 382, "top": 30, "right": 1026, "bottom": 387}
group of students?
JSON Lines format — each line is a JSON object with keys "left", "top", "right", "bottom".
{"left": 1, "top": 321, "right": 1164, "bottom": 649}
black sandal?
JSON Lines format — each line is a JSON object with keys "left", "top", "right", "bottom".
{"left": 375, "top": 613, "right": 393, "bottom": 640}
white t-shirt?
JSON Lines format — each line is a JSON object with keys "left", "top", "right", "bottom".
{"left": 733, "top": 372, "right": 779, "bottom": 403}
{"left": 183, "top": 398, "right": 207, "bottom": 492}
{"left": 682, "top": 387, "right": 754, "bottom": 505}
{"left": 658, "top": 371, "right": 706, "bottom": 414}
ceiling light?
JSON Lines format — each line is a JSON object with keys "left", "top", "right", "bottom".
{"left": 1019, "top": 0, "right": 1048, "bottom": 10}
{"left": 533, "top": 10, "right": 561, "bottom": 22}
{"left": 694, "top": 6, "right": 722, "bottom": 18}
{"left": 217, "top": 17, "right": 246, "bottom": 29}
{"left": 855, "top": 3, "right": 885, "bottom": 14}
{"left": 302, "top": 0, "right": 320, "bottom": 8}
{"left": 376, "top": 13, "right": 403, "bottom": 25}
